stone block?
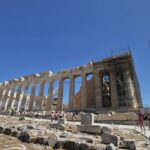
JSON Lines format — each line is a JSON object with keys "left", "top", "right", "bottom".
{"left": 4, "top": 128, "right": 12, "bottom": 135}
{"left": 18, "top": 131, "right": 30, "bottom": 143}
{"left": 106, "top": 143, "right": 116, "bottom": 150}
{"left": 101, "top": 127, "right": 112, "bottom": 134}
{"left": 81, "top": 113, "right": 94, "bottom": 125}
{"left": 77, "top": 125, "right": 101, "bottom": 134}
{"left": 58, "top": 118, "right": 66, "bottom": 124}
{"left": 63, "top": 141, "right": 80, "bottom": 150}
{"left": 49, "top": 123, "right": 65, "bottom": 130}
{"left": 101, "top": 132, "right": 120, "bottom": 146}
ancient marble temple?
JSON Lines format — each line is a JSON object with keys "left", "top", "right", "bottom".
{"left": 0, "top": 52, "right": 143, "bottom": 113}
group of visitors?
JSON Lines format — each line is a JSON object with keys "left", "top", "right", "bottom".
{"left": 51, "top": 111, "right": 64, "bottom": 121}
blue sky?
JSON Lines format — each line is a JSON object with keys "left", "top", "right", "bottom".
{"left": 0, "top": 1, "right": 150, "bottom": 106}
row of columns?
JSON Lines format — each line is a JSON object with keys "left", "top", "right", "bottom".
{"left": 0, "top": 68, "right": 139, "bottom": 112}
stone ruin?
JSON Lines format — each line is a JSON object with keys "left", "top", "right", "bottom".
{"left": 0, "top": 51, "right": 143, "bottom": 113}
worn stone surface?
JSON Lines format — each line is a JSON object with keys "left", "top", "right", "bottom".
{"left": 63, "top": 141, "right": 80, "bottom": 150}
{"left": 77, "top": 125, "right": 101, "bottom": 134}
{"left": 49, "top": 123, "right": 65, "bottom": 130}
{"left": 101, "top": 132, "right": 120, "bottom": 146}
{"left": 0, "top": 115, "right": 149, "bottom": 150}
{"left": 101, "top": 127, "right": 112, "bottom": 134}
{"left": 4, "top": 128, "right": 12, "bottom": 135}
{"left": 81, "top": 113, "right": 94, "bottom": 125}
{"left": 79, "top": 143, "right": 90, "bottom": 150}
{"left": 18, "top": 131, "right": 30, "bottom": 143}
{"left": 58, "top": 118, "right": 66, "bottom": 124}
{"left": 0, "top": 126, "right": 5, "bottom": 133}
{"left": 106, "top": 143, "right": 116, "bottom": 150}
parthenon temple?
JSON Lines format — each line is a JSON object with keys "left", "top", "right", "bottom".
{"left": 0, "top": 52, "right": 143, "bottom": 113}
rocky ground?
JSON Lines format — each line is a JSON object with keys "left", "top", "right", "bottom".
{"left": 0, "top": 115, "right": 149, "bottom": 150}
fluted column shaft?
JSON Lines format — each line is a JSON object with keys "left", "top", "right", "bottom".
{"left": 110, "top": 71, "right": 118, "bottom": 108}
{"left": 95, "top": 72, "right": 103, "bottom": 109}
{"left": 69, "top": 77, "right": 75, "bottom": 111}
{"left": 0, "top": 86, "right": 4, "bottom": 111}
{"left": 15, "top": 86, "right": 23, "bottom": 111}
{"left": 38, "top": 82, "right": 45, "bottom": 110}
{"left": 12, "top": 86, "right": 21, "bottom": 108}
{"left": 57, "top": 79, "right": 64, "bottom": 111}
{"left": 28, "top": 83, "right": 36, "bottom": 111}
{"left": 21, "top": 85, "right": 29, "bottom": 111}
{"left": 5, "top": 87, "right": 15, "bottom": 111}
{"left": 81, "top": 74, "right": 87, "bottom": 109}
{"left": 1, "top": 87, "right": 9, "bottom": 111}
{"left": 46, "top": 80, "right": 54, "bottom": 110}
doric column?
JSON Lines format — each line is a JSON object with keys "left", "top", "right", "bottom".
{"left": 0, "top": 85, "right": 4, "bottom": 111}
{"left": 81, "top": 74, "right": 87, "bottom": 110}
{"left": 20, "top": 85, "right": 29, "bottom": 111}
{"left": 123, "top": 69, "right": 138, "bottom": 109}
{"left": 69, "top": 76, "right": 75, "bottom": 111}
{"left": 110, "top": 71, "right": 118, "bottom": 108}
{"left": 46, "top": 80, "right": 54, "bottom": 110}
{"left": 1, "top": 87, "right": 9, "bottom": 111}
{"left": 94, "top": 72, "right": 103, "bottom": 109}
{"left": 6, "top": 87, "right": 15, "bottom": 110}
{"left": 38, "top": 82, "right": 45, "bottom": 110}
{"left": 28, "top": 83, "right": 36, "bottom": 111}
{"left": 15, "top": 86, "right": 22, "bottom": 111}
{"left": 57, "top": 79, "right": 64, "bottom": 111}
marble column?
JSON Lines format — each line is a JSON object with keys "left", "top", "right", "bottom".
{"left": 69, "top": 76, "right": 75, "bottom": 111}
{"left": 57, "top": 79, "right": 64, "bottom": 111}
{"left": 123, "top": 69, "right": 138, "bottom": 109}
{"left": 15, "top": 86, "right": 22, "bottom": 111}
{"left": 46, "top": 80, "right": 54, "bottom": 110}
{"left": 94, "top": 72, "right": 103, "bottom": 109}
{"left": 6, "top": 87, "right": 15, "bottom": 110}
{"left": 2, "top": 87, "right": 9, "bottom": 111}
{"left": 28, "top": 83, "right": 36, "bottom": 111}
{"left": 0, "top": 85, "right": 4, "bottom": 111}
{"left": 110, "top": 71, "right": 118, "bottom": 108}
{"left": 38, "top": 82, "right": 45, "bottom": 110}
{"left": 20, "top": 85, "right": 29, "bottom": 111}
{"left": 81, "top": 74, "right": 87, "bottom": 110}
{"left": 4, "top": 87, "right": 15, "bottom": 111}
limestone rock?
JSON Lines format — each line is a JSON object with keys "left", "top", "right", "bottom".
{"left": 81, "top": 113, "right": 94, "bottom": 125}
{"left": 63, "top": 141, "right": 80, "bottom": 150}
{"left": 101, "top": 132, "right": 120, "bottom": 146}
{"left": 27, "top": 125, "right": 34, "bottom": 129}
{"left": 4, "top": 128, "right": 12, "bottom": 135}
{"left": 18, "top": 131, "right": 30, "bottom": 143}
{"left": 106, "top": 143, "right": 116, "bottom": 150}
{"left": 53, "top": 141, "right": 65, "bottom": 149}
{"left": 58, "top": 118, "right": 66, "bottom": 124}
{"left": 101, "top": 127, "right": 112, "bottom": 134}
{"left": 49, "top": 123, "right": 65, "bottom": 130}
{"left": 90, "top": 144, "right": 106, "bottom": 150}
{"left": 79, "top": 143, "right": 90, "bottom": 150}
{"left": 19, "top": 116, "right": 25, "bottom": 121}
{"left": 11, "top": 129, "right": 19, "bottom": 137}
{"left": 0, "top": 126, "right": 5, "bottom": 133}
{"left": 77, "top": 125, "right": 101, "bottom": 134}
{"left": 123, "top": 140, "right": 137, "bottom": 150}
{"left": 46, "top": 134, "right": 58, "bottom": 147}
{"left": 36, "top": 136, "right": 45, "bottom": 144}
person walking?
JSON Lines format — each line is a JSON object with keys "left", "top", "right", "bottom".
{"left": 138, "top": 113, "right": 146, "bottom": 134}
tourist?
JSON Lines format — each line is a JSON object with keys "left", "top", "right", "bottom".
{"left": 72, "top": 112, "right": 76, "bottom": 122}
{"left": 138, "top": 113, "right": 145, "bottom": 133}
{"left": 51, "top": 111, "right": 55, "bottom": 122}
